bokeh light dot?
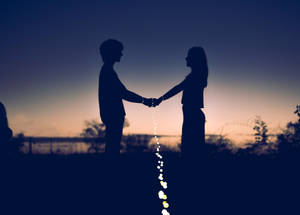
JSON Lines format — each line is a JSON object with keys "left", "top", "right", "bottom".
{"left": 163, "top": 201, "right": 169, "bottom": 208}
{"left": 162, "top": 209, "right": 170, "bottom": 215}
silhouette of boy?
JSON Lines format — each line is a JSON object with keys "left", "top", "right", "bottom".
{"left": 98, "top": 39, "right": 154, "bottom": 159}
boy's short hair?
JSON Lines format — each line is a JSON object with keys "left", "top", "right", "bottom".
{"left": 99, "top": 39, "right": 123, "bottom": 62}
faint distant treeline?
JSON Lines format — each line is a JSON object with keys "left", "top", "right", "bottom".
{"left": 12, "top": 134, "right": 225, "bottom": 155}
{"left": 6, "top": 105, "right": 300, "bottom": 159}
{"left": 11, "top": 134, "right": 171, "bottom": 155}
{"left": 10, "top": 136, "right": 102, "bottom": 155}
{"left": 13, "top": 136, "right": 105, "bottom": 143}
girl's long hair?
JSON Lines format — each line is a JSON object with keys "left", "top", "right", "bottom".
{"left": 0, "top": 102, "right": 9, "bottom": 128}
{"left": 189, "top": 46, "right": 208, "bottom": 88}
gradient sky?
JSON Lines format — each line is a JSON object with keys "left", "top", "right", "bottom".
{"left": 1, "top": 0, "right": 299, "bottom": 144}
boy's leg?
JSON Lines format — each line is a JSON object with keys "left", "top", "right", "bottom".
{"left": 103, "top": 118, "right": 124, "bottom": 213}
{"left": 104, "top": 117, "right": 124, "bottom": 159}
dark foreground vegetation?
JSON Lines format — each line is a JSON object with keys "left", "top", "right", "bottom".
{"left": 1, "top": 149, "right": 300, "bottom": 215}
{"left": 1, "top": 106, "right": 299, "bottom": 214}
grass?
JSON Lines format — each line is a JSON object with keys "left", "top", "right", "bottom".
{"left": 2, "top": 149, "right": 300, "bottom": 215}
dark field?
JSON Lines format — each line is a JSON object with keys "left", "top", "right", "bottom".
{"left": 2, "top": 151, "right": 300, "bottom": 215}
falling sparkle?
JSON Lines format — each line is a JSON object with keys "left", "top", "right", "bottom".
{"left": 152, "top": 108, "right": 171, "bottom": 215}
{"left": 163, "top": 201, "right": 169, "bottom": 208}
{"left": 162, "top": 209, "right": 170, "bottom": 215}
{"left": 158, "top": 174, "right": 163, "bottom": 181}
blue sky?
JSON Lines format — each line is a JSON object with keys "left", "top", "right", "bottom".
{"left": 1, "top": 0, "right": 299, "bottom": 144}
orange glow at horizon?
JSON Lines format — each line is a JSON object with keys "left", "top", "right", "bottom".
{"left": 7, "top": 80, "right": 298, "bottom": 146}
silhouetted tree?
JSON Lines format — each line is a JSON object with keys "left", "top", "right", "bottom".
{"left": 277, "top": 105, "right": 300, "bottom": 155}
{"left": 81, "top": 119, "right": 106, "bottom": 138}
{"left": 253, "top": 116, "right": 268, "bottom": 145}
{"left": 239, "top": 117, "right": 274, "bottom": 156}
{"left": 80, "top": 119, "right": 129, "bottom": 153}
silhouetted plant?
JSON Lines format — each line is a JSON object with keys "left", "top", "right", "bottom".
{"left": 6, "top": 132, "right": 25, "bottom": 157}
{"left": 208, "top": 137, "right": 235, "bottom": 159}
{"left": 80, "top": 119, "right": 106, "bottom": 153}
{"left": 277, "top": 105, "right": 300, "bottom": 155}
{"left": 238, "top": 118, "right": 272, "bottom": 155}
{"left": 123, "top": 134, "right": 152, "bottom": 152}
{"left": 253, "top": 116, "right": 268, "bottom": 145}
{"left": 206, "top": 134, "right": 233, "bottom": 146}
{"left": 148, "top": 140, "right": 180, "bottom": 152}
{"left": 81, "top": 119, "right": 106, "bottom": 138}
{"left": 80, "top": 119, "right": 129, "bottom": 153}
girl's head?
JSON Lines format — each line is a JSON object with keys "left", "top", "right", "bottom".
{"left": 0, "top": 102, "right": 8, "bottom": 127}
{"left": 186, "top": 47, "right": 208, "bottom": 87}
{"left": 185, "top": 47, "right": 208, "bottom": 70}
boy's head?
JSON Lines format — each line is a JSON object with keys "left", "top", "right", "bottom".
{"left": 99, "top": 39, "right": 123, "bottom": 63}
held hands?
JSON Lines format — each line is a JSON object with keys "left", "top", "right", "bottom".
{"left": 142, "top": 97, "right": 163, "bottom": 108}
{"left": 153, "top": 97, "right": 163, "bottom": 107}
{"left": 142, "top": 98, "right": 153, "bottom": 107}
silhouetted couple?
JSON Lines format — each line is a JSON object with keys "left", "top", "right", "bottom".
{"left": 98, "top": 39, "right": 208, "bottom": 161}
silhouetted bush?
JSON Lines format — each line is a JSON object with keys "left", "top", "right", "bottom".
{"left": 253, "top": 116, "right": 268, "bottom": 145}
{"left": 80, "top": 119, "right": 106, "bottom": 153}
{"left": 6, "top": 132, "right": 25, "bottom": 158}
{"left": 123, "top": 134, "right": 152, "bottom": 152}
{"left": 80, "top": 118, "right": 133, "bottom": 153}
{"left": 277, "top": 105, "right": 300, "bottom": 156}
{"left": 148, "top": 140, "right": 180, "bottom": 153}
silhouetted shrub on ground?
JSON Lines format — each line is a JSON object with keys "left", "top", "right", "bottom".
{"left": 231, "top": 106, "right": 300, "bottom": 160}
{"left": 253, "top": 116, "right": 268, "bottom": 145}
{"left": 204, "top": 135, "right": 235, "bottom": 159}
{"left": 277, "top": 105, "right": 300, "bottom": 157}
{"left": 7, "top": 133, "right": 24, "bottom": 157}
{"left": 80, "top": 119, "right": 106, "bottom": 153}
{"left": 148, "top": 140, "right": 180, "bottom": 153}
{"left": 80, "top": 119, "right": 130, "bottom": 153}
{"left": 123, "top": 134, "right": 152, "bottom": 152}
{"left": 242, "top": 116, "right": 276, "bottom": 155}
{"left": 231, "top": 116, "right": 279, "bottom": 159}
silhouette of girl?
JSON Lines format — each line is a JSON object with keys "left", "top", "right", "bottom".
{"left": 0, "top": 102, "right": 13, "bottom": 154}
{"left": 156, "top": 47, "right": 208, "bottom": 160}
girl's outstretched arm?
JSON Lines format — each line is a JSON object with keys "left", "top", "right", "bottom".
{"left": 160, "top": 79, "right": 185, "bottom": 101}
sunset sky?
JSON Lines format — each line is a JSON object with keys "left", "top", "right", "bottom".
{"left": 1, "top": 0, "right": 299, "bottom": 144}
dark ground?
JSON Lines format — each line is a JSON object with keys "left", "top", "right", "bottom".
{"left": 1, "top": 151, "right": 300, "bottom": 215}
